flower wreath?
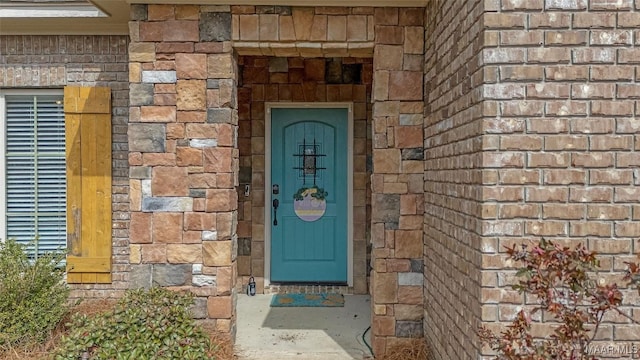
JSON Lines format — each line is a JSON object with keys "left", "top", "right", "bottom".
{"left": 293, "top": 185, "right": 328, "bottom": 201}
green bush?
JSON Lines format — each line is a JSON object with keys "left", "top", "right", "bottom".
{"left": 0, "top": 239, "right": 69, "bottom": 348}
{"left": 53, "top": 287, "right": 216, "bottom": 360}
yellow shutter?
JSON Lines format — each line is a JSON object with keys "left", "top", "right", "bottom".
{"left": 64, "top": 86, "right": 112, "bottom": 284}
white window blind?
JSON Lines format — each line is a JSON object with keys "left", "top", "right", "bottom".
{"left": 3, "top": 94, "right": 66, "bottom": 258}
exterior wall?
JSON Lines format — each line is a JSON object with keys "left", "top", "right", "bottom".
{"left": 4, "top": 3, "right": 639, "bottom": 359}
{"left": 2, "top": 5, "right": 426, "bottom": 351}
{"left": 0, "top": 35, "right": 131, "bottom": 299}
{"left": 369, "top": 7, "right": 426, "bottom": 356}
{"left": 480, "top": 1, "right": 640, "bottom": 356}
{"left": 424, "top": 1, "right": 640, "bottom": 359}
{"left": 236, "top": 55, "right": 372, "bottom": 295}
{"left": 423, "top": 1, "right": 485, "bottom": 358}
{"left": 127, "top": 4, "right": 239, "bottom": 334}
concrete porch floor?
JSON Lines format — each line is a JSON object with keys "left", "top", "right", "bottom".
{"left": 235, "top": 294, "right": 373, "bottom": 360}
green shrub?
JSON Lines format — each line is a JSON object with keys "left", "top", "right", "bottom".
{"left": 0, "top": 239, "right": 69, "bottom": 349}
{"left": 53, "top": 287, "right": 216, "bottom": 360}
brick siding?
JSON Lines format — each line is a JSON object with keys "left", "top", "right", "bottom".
{"left": 0, "top": 35, "right": 130, "bottom": 299}
{"left": 480, "top": 1, "right": 640, "bottom": 356}
{"left": 425, "top": 1, "right": 640, "bottom": 358}
{"left": 6, "top": 4, "right": 636, "bottom": 359}
{"left": 424, "top": 1, "right": 485, "bottom": 358}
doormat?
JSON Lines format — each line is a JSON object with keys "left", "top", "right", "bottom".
{"left": 270, "top": 293, "right": 344, "bottom": 307}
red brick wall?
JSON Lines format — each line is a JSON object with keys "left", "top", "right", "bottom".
{"left": 0, "top": 35, "right": 131, "bottom": 299}
{"left": 423, "top": 1, "right": 485, "bottom": 359}
{"left": 479, "top": 0, "right": 640, "bottom": 354}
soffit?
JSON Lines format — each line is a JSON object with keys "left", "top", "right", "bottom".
{"left": 0, "top": 0, "right": 130, "bottom": 35}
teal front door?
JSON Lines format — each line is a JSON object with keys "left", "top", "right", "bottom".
{"left": 270, "top": 107, "right": 348, "bottom": 283}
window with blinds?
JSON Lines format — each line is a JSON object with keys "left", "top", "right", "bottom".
{"left": 2, "top": 93, "right": 66, "bottom": 258}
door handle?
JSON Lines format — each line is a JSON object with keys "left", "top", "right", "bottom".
{"left": 272, "top": 199, "right": 279, "bottom": 226}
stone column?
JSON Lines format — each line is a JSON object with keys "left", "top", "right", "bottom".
{"left": 370, "top": 7, "right": 425, "bottom": 355}
{"left": 128, "top": 4, "right": 238, "bottom": 336}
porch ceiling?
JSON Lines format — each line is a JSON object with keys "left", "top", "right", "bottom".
{"left": 0, "top": 0, "right": 426, "bottom": 35}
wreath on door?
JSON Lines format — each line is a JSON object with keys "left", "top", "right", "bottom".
{"left": 293, "top": 185, "right": 328, "bottom": 222}
{"left": 293, "top": 185, "right": 328, "bottom": 201}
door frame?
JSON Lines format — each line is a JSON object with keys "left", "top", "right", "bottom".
{"left": 264, "top": 102, "right": 354, "bottom": 287}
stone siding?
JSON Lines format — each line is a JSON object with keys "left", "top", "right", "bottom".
{"left": 236, "top": 55, "right": 372, "bottom": 295}
{"left": 0, "top": 35, "right": 131, "bottom": 299}
{"left": 8, "top": 4, "right": 638, "bottom": 359}
{"left": 369, "top": 7, "right": 426, "bottom": 356}
{"left": 228, "top": 6, "right": 427, "bottom": 353}
{"left": 127, "top": 4, "right": 239, "bottom": 335}
{"left": 231, "top": 6, "right": 374, "bottom": 57}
